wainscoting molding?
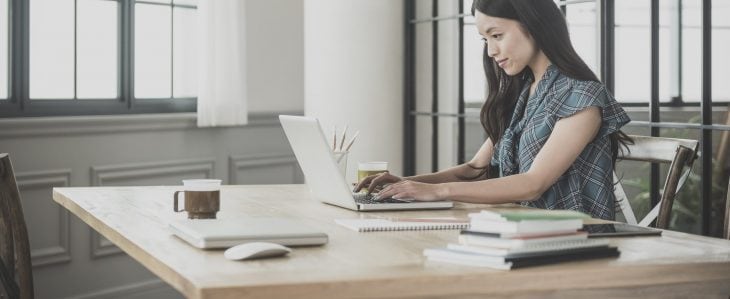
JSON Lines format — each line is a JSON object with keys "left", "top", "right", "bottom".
{"left": 15, "top": 169, "right": 73, "bottom": 268}
{"left": 64, "top": 279, "right": 176, "bottom": 299}
{"left": 228, "top": 153, "right": 302, "bottom": 184}
{"left": 88, "top": 235, "right": 121, "bottom": 259}
{"left": 90, "top": 158, "right": 215, "bottom": 187}
{"left": 89, "top": 158, "right": 215, "bottom": 258}
{"left": 0, "top": 111, "right": 297, "bottom": 138}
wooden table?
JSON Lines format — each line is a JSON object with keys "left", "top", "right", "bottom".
{"left": 52, "top": 185, "right": 730, "bottom": 299}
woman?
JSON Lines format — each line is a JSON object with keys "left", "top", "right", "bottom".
{"left": 354, "top": 0, "right": 632, "bottom": 220}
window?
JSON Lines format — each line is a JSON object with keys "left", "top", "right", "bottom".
{"left": 462, "top": 9, "right": 482, "bottom": 106}
{"left": 30, "top": 0, "right": 118, "bottom": 99}
{"left": 565, "top": 1, "right": 598, "bottom": 76}
{"left": 711, "top": 1, "right": 730, "bottom": 102}
{"left": 135, "top": 0, "right": 197, "bottom": 99}
{"left": 407, "top": 0, "right": 730, "bottom": 237}
{"left": 611, "top": 0, "right": 730, "bottom": 105}
{"left": 0, "top": 0, "right": 198, "bottom": 117}
{"left": 614, "top": 0, "right": 651, "bottom": 103}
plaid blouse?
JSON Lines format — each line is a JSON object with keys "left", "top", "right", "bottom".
{"left": 491, "top": 64, "right": 630, "bottom": 220}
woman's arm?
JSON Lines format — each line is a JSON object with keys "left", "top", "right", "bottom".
{"left": 406, "top": 138, "right": 495, "bottom": 184}
{"left": 377, "top": 107, "right": 601, "bottom": 202}
{"left": 356, "top": 138, "right": 494, "bottom": 194}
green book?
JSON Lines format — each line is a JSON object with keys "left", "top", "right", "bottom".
{"left": 469, "top": 209, "right": 592, "bottom": 222}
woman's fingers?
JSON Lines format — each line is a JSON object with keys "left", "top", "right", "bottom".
{"left": 376, "top": 181, "right": 442, "bottom": 202}
{"left": 376, "top": 181, "right": 407, "bottom": 199}
{"left": 355, "top": 172, "right": 404, "bottom": 195}
{"left": 367, "top": 173, "right": 393, "bottom": 194}
{"left": 353, "top": 174, "right": 375, "bottom": 192}
{"left": 391, "top": 192, "right": 410, "bottom": 200}
{"left": 379, "top": 180, "right": 403, "bottom": 195}
{"left": 354, "top": 173, "right": 390, "bottom": 192}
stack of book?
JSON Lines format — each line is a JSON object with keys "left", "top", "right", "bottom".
{"left": 423, "top": 209, "right": 620, "bottom": 270}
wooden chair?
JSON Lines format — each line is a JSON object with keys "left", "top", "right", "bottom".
{"left": 613, "top": 136, "right": 699, "bottom": 229}
{"left": 0, "top": 153, "right": 34, "bottom": 299}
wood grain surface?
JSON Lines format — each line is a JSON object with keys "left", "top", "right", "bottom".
{"left": 52, "top": 185, "right": 730, "bottom": 299}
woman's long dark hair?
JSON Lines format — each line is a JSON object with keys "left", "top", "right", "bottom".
{"left": 463, "top": 0, "right": 632, "bottom": 180}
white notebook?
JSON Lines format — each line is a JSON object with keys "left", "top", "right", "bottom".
{"left": 335, "top": 218, "right": 469, "bottom": 232}
{"left": 169, "top": 218, "right": 329, "bottom": 249}
{"left": 447, "top": 238, "right": 610, "bottom": 257}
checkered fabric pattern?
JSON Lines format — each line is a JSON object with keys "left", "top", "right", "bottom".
{"left": 490, "top": 64, "right": 631, "bottom": 220}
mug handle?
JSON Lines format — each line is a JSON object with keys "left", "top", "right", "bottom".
{"left": 173, "top": 191, "right": 185, "bottom": 212}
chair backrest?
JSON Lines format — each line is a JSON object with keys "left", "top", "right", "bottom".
{"left": 613, "top": 136, "right": 699, "bottom": 229}
{"left": 0, "top": 153, "right": 34, "bottom": 299}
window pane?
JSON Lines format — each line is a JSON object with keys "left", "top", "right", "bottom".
{"left": 0, "top": 0, "right": 7, "bottom": 99}
{"left": 681, "top": 0, "right": 702, "bottom": 103}
{"left": 566, "top": 2, "right": 599, "bottom": 77}
{"left": 173, "top": 0, "right": 197, "bottom": 5}
{"left": 137, "top": 0, "right": 170, "bottom": 3}
{"left": 135, "top": 3, "right": 171, "bottom": 98}
{"left": 173, "top": 7, "right": 196, "bottom": 98}
{"left": 615, "top": 0, "right": 650, "bottom": 103}
{"left": 463, "top": 25, "right": 484, "bottom": 104}
{"left": 30, "top": 0, "right": 75, "bottom": 99}
{"left": 658, "top": 0, "right": 675, "bottom": 103}
{"left": 77, "top": 0, "right": 118, "bottom": 99}
{"left": 461, "top": 0, "right": 474, "bottom": 23}
{"left": 713, "top": 0, "right": 730, "bottom": 103}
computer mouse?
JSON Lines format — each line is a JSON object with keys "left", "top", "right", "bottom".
{"left": 223, "top": 242, "right": 292, "bottom": 261}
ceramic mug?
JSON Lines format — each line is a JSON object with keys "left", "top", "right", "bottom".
{"left": 173, "top": 179, "right": 221, "bottom": 219}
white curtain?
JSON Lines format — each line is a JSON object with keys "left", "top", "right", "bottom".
{"left": 197, "top": 0, "right": 248, "bottom": 127}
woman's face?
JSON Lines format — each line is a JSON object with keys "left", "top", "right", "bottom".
{"left": 475, "top": 10, "right": 538, "bottom": 76}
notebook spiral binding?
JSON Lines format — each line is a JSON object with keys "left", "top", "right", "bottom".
{"left": 335, "top": 218, "right": 470, "bottom": 232}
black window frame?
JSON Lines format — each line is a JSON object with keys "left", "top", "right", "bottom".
{"left": 404, "top": 0, "right": 730, "bottom": 236}
{"left": 0, "top": 0, "right": 197, "bottom": 118}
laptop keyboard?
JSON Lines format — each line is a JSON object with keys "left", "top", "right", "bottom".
{"left": 353, "top": 192, "right": 409, "bottom": 204}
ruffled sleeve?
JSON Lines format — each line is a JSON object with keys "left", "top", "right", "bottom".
{"left": 552, "top": 81, "right": 630, "bottom": 138}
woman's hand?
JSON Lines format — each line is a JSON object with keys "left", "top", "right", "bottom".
{"left": 353, "top": 172, "right": 402, "bottom": 194}
{"left": 376, "top": 180, "right": 448, "bottom": 202}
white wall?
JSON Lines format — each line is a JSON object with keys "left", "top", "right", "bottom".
{"left": 304, "top": 0, "right": 404, "bottom": 183}
{"left": 247, "top": 0, "right": 304, "bottom": 113}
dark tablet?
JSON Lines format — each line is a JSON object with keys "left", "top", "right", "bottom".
{"left": 581, "top": 223, "right": 662, "bottom": 237}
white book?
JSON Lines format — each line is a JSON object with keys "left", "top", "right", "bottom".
{"left": 460, "top": 229, "right": 582, "bottom": 239}
{"left": 426, "top": 256, "right": 513, "bottom": 270}
{"left": 469, "top": 218, "right": 583, "bottom": 234}
{"left": 467, "top": 210, "right": 507, "bottom": 221}
{"left": 468, "top": 209, "right": 591, "bottom": 221}
{"left": 447, "top": 238, "right": 611, "bottom": 257}
{"left": 423, "top": 248, "right": 512, "bottom": 270}
{"left": 458, "top": 232, "right": 588, "bottom": 249}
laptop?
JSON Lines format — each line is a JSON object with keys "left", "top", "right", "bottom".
{"left": 169, "top": 218, "right": 329, "bottom": 249}
{"left": 279, "top": 115, "right": 453, "bottom": 211}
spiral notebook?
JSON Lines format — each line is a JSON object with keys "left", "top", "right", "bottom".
{"left": 335, "top": 218, "right": 470, "bottom": 232}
